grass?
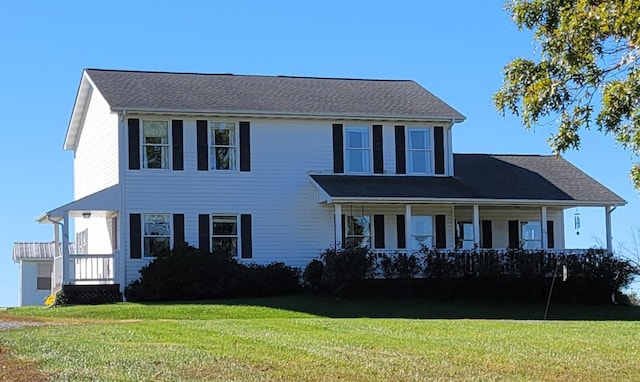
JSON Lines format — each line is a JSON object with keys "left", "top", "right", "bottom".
{"left": 1, "top": 296, "right": 640, "bottom": 381}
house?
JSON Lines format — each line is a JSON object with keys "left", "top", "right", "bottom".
{"left": 12, "top": 242, "right": 73, "bottom": 306}
{"left": 34, "top": 69, "right": 626, "bottom": 302}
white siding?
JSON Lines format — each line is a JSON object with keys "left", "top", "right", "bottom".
{"left": 74, "top": 215, "right": 116, "bottom": 255}
{"left": 19, "top": 260, "right": 52, "bottom": 306}
{"left": 122, "top": 118, "right": 334, "bottom": 284}
{"left": 73, "top": 89, "right": 119, "bottom": 199}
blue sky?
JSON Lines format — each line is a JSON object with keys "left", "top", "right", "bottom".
{"left": 1, "top": 1, "right": 637, "bottom": 306}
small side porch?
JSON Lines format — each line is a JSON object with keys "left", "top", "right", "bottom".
{"left": 37, "top": 185, "right": 123, "bottom": 304}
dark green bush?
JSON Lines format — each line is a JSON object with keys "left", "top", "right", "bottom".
{"left": 302, "top": 259, "right": 324, "bottom": 291}
{"left": 378, "top": 252, "right": 422, "bottom": 279}
{"left": 125, "top": 245, "right": 301, "bottom": 301}
{"left": 319, "top": 246, "right": 374, "bottom": 296}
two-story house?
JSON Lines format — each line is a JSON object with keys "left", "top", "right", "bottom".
{"left": 35, "top": 69, "right": 625, "bottom": 302}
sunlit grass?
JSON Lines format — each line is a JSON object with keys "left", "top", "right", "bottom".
{"left": 2, "top": 296, "right": 640, "bottom": 381}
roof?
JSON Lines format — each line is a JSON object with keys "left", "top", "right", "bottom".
{"left": 12, "top": 242, "right": 75, "bottom": 263}
{"left": 85, "top": 68, "right": 465, "bottom": 119}
{"left": 310, "top": 154, "right": 626, "bottom": 206}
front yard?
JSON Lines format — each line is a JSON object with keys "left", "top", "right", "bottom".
{"left": 1, "top": 296, "right": 640, "bottom": 381}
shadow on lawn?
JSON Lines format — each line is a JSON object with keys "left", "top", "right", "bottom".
{"left": 161, "top": 295, "right": 640, "bottom": 321}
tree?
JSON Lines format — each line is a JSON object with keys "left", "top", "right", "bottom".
{"left": 493, "top": 0, "right": 640, "bottom": 189}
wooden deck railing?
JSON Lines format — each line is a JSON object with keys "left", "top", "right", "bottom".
{"left": 52, "top": 252, "right": 117, "bottom": 288}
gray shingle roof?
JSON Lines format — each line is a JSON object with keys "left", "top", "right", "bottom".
{"left": 12, "top": 242, "right": 75, "bottom": 262}
{"left": 85, "top": 69, "right": 465, "bottom": 120}
{"left": 311, "top": 154, "right": 626, "bottom": 205}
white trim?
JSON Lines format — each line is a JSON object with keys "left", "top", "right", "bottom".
{"left": 541, "top": 206, "right": 548, "bottom": 250}
{"left": 334, "top": 204, "right": 342, "bottom": 247}
{"left": 406, "top": 127, "right": 434, "bottom": 175}
{"left": 344, "top": 125, "right": 372, "bottom": 174}
{"left": 110, "top": 107, "right": 466, "bottom": 124}
{"left": 140, "top": 119, "right": 172, "bottom": 170}
{"left": 472, "top": 205, "right": 480, "bottom": 247}
{"left": 323, "top": 196, "right": 625, "bottom": 207}
{"left": 141, "top": 213, "right": 173, "bottom": 258}
{"left": 211, "top": 214, "right": 241, "bottom": 258}
{"left": 208, "top": 120, "right": 240, "bottom": 172}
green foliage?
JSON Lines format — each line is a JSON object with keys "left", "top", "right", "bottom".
{"left": 494, "top": 0, "right": 640, "bottom": 188}
{"left": 124, "top": 245, "right": 300, "bottom": 301}
{"left": 318, "top": 246, "right": 375, "bottom": 296}
{"left": 378, "top": 251, "right": 422, "bottom": 279}
{"left": 302, "top": 259, "right": 324, "bottom": 291}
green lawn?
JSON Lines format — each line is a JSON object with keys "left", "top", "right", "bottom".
{"left": 2, "top": 296, "right": 640, "bottom": 381}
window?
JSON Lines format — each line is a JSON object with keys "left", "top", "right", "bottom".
{"left": 345, "top": 126, "right": 371, "bottom": 173}
{"left": 345, "top": 215, "right": 371, "bottom": 247}
{"left": 210, "top": 122, "right": 237, "bottom": 170}
{"left": 521, "top": 221, "right": 542, "bottom": 249}
{"left": 142, "top": 120, "right": 169, "bottom": 169}
{"left": 456, "top": 222, "right": 474, "bottom": 250}
{"left": 213, "top": 215, "right": 238, "bottom": 256}
{"left": 143, "top": 214, "right": 171, "bottom": 257}
{"left": 76, "top": 229, "right": 88, "bottom": 254}
{"left": 407, "top": 128, "right": 432, "bottom": 174}
{"left": 37, "top": 262, "right": 52, "bottom": 290}
{"left": 411, "top": 216, "right": 433, "bottom": 249}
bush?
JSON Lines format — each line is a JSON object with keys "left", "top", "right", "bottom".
{"left": 302, "top": 259, "right": 324, "bottom": 291}
{"left": 125, "top": 245, "right": 301, "bottom": 301}
{"left": 378, "top": 252, "right": 422, "bottom": 279}
{"left": 319, "top": 246, "right": 374, "bottom": 296}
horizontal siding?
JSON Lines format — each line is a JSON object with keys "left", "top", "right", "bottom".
{"left": 123, "top": 118, "right": 334, "bottom": 285}
{"left": 74, "top": 89, "right": 119, "bottom": 199}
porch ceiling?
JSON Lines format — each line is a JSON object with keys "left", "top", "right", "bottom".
{"left": 310, "top": 154, "right": 626, "bottom": 207}
{"left": 36, "top": 185, "right": 120, "bottom": 223}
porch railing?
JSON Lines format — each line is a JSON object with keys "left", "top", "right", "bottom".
{"left": 52, "top": 252, "right": 117, "bottom": 289}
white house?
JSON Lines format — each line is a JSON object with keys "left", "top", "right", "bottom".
{"left": 33, "top": 69, "right": 626, "bottom": 302}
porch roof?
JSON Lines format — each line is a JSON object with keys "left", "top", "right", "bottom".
{"left": 12, "top": 242, "right": 75, "bottom": 263}
{"left": 310, "top": 154, "right": 626, "bottom": 206}
{"left": 35, "top": 184, "right": 120, "bottom": 223}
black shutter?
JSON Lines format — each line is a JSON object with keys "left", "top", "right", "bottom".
{"left": 341, "top": 214, "right": 346, "bottom": 246}
{"left": 395, "top": 125, "right": 406, "bottom": 174}
{"left": 332, "top": 124, "right": 344, "bottom": 173}
{"left": 197, "top": 120, "right": 208, "bottom": 171}
{"left": 129, "top": 214, "right": 141, "bottom": 259}
{"left": 481, "top": 220, "right": 493, "bottom": 249}
{"left": 172, "top": 120, "right": 184, "bottom": 171}
{"left": 173, "top": 214, "right": 185, "bottom": 247}
{"left": 373, "top": 124, "right": 384, "bottom": 174}
{"left": 241, "top": 214, "right": 253, "bottom": 258}
{"left": 435, "top": 215, "right": 446, "bottom": 249}
{"left": 373, "top": 214, "right": 385, "bottom": 249}
{"left": 508, "top": 220, "right": 520, "bottom": 248}
{"left": 396, "top": 215, "right": 406, "bottom": 249}
{"left": 434, "top": 126, "right": 445, "bottom": 175}
{"left": 198, "top": 214, "right": 210, "bottom": 254}
{"left": 547, "top": 220, "right": 555, "bottom": 249}
{"left": 239, "top": 121, "right": 251, "bottom": 172}
{"left": 128, "top": 119, "right": 140, "bottom": 170}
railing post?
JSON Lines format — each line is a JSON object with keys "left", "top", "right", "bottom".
{"left": 405, "top": 204, "right": 412, "bottom": 254}
{"left": 605, "top": 205, "right": 613, "bottom": 253}
{"left": 62, "top": 210, "right": 70, "bottom": 285}
{"left": 334, "top": 204, "right": 342, "bottom": 248}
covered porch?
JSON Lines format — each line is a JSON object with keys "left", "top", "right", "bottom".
{"left": 36, "top": 185, "right": 122, "bottom": 302}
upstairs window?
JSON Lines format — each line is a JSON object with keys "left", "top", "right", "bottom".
{"left": 345, "top": 215, "right": 372, "bottom": 248}
{"left": 210, "top": 122, "right": 237, "bottom": 170}
{"left": 345, "top": 126, "right": 371, "bottom": 173}
{"left": 521, "top": 221, "right": 542, "bottom": 249}
{"left": 213, "top": 215, "right": 238, "bottom": 256}
{"left": 143, "top": 214, "right": 171, "bottom": 257}
{"left": 407, "top": 128, "right": 432, "bottom": 174}
{"left": 142, "top": 120, "right": 169, "bottom": 169}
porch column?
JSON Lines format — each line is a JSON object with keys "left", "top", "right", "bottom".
{"left": 334, "top": 204, "right": 342, "bottom": 248}
{"left": 62, "top": 210, "right": 70, "bottom": 285}
{"left": 405, "top": 204, "right": 412, "bottom": 253}
{"left": 472, "top": 205, "right": 480, "bottom": 248}
{"left": 541, "top": 206, "right": 548, "bottom": 249}
{"left": 605, "top": 205, "right": 613, "bottom": 253}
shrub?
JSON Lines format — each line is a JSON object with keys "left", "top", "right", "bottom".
{"left": 238, "top": 262, "right": 301, "bottom": 297}
{"left": 319, "top": 246, "right": 374, "bottom": 296}
{"left": 125, "top": 245, "right": 301, "bottom": 302}
{"left": 302, "top": 259, "right": 324, "bottom": 291}
{"left": 378, "top": 252, "right": 422, "bottom": 279}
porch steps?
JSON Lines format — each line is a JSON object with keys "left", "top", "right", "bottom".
{"left": 62, "top": 284, "right": 123, "bottom": 305}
